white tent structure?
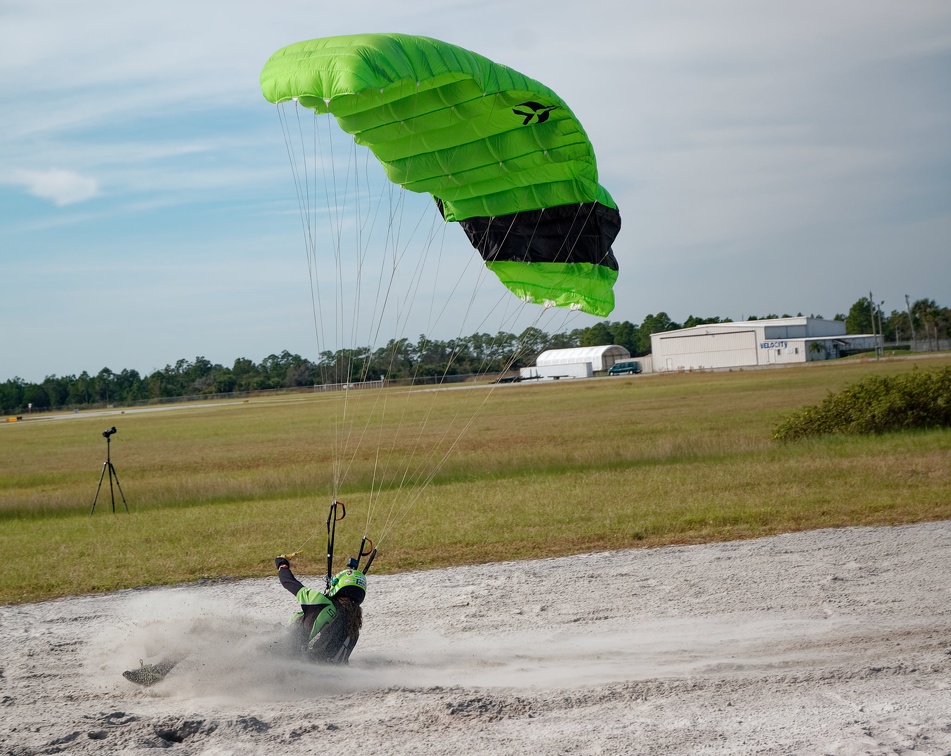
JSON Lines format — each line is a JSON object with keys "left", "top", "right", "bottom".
{"left": 520, "top": 345, "right": 631, "bottom": 380}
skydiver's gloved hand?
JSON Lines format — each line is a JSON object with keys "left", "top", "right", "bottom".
{"left": 275, "top": 557, "right": 290, "bottom": 570}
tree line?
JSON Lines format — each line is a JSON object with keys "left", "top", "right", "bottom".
{"left": 3, "top": 297, "right": 947, "bottom": 415}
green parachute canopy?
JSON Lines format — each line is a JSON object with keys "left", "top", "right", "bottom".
{"left": 260, "top": 33, "right": 620, "bottom": 317}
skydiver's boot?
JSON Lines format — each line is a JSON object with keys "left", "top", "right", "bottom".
{"left": 122, "top": 658, "right": 178, "bottom": 687}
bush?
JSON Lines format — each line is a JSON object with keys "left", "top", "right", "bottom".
{"left": 773, "top": 367, "right": 951, "bottom": 442}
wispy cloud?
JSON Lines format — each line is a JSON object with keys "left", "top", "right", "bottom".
{"left": 7, "top": 168, "right": 100, "bottom": 206}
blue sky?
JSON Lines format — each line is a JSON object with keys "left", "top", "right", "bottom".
{"left": 2, "top": 0, "right": 949, "bottom": 383}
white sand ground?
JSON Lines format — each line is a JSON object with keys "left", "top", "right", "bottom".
{"left": 1, "top": 521, "right": 950, "bottom": 755}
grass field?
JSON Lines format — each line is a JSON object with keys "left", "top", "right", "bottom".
{"left": 2, "top": 354, "right": 949, "bottom": 604}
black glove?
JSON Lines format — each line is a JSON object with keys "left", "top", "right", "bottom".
{"left": 275, "top": 557, "right": 290, "bottom": 570}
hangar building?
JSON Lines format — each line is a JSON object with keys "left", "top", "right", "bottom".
{"left": 650, "top": 317, "right": 879, "bottom": 373}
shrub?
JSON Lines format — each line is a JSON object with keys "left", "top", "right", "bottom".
{"left": 773, "top": 367, "right": 951, "bottom": 442}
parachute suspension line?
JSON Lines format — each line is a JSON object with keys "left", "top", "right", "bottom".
{"left": 546, "top": 203, "right": 606, "bottom": 296}
{"left": 368, "top": 86, "right": 434, "bottom": 358}
{"left": 360, "top": 195, "right": 578, "bottom": 545}
{"left": 337, "top": 137, "right": 385, "bottom": 502}
{"left": 346, "top": 90, "right": 449, "bottom": 541}
{"left": 368, "top": 217, "right": 451, "bottom": 486}
{"left": 317, "top": 110, "right": 372, "bottom": 501}
{"left": 562, "top": 202, "right": 600, "bottom": 262}
{"left": 314, "top": 121, "right": 443, "bottom": 536}
{"left": 274, "top": 103, "right": 334, "bottom": 561}
{"left": 349, "top": 207, "right": 447, "bottom": 541}
{"left": 331, "top": 182, "right": 413, "bottom": 507}
{"left": 348, "top": 222, "right": 501, "bottom": 548}
{"left": 282, "top": 107, "right": 339, "bottom": 494}
{"left": 280, "top": 110, "right": 588, "bottom": 561}
{"left": 370, "top": 303, "right": 554, "bottom": 549}
{"left": 281, "top": 113, "right": 453, "bottom": 556}
{"left": 307, "top": 110, "right": 341, "bottom": 497}
{"left": 282, "top": 103, "right": 350, "bottom": 540}
{"left": 359, "top": 193, "right": 455, "bottom": 527}
{"left": 329, "top": 114, "right": 353, "bottom": 499}
{"left": 340, "top": 136, "right": 366, "bottom": 499}
{"left": 329, "top": 180, "right": 436, "bottom": 480}
{"left": 354, "top": 147, "right": 391, "bottom": 377}
{"left": 278, "top": 104, "right": 324, "bottom": 362}
{"left": 296, "top": 108, "right": 369, "bottom": 503}
{"left": 327, "top": 144, "right": 394, "bottom": 485}
{"left": 364, "top": 211, "right": 563, "bottom": 544}
{"left": 365, "top": 88, "right": 488, "bottom": 526}
{"left": 365, "top": 235, "right": 589, "bottom": 547}
{"left": 349, "top": 135, "right": 386, "bottom": 383}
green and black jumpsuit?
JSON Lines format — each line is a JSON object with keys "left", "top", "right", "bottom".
{"left": 275, "top": 558, "right": 358, "bottom": 664}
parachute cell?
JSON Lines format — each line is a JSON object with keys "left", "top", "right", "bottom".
{"left": 260, "top": 33, "right": 620, "bottom": 317}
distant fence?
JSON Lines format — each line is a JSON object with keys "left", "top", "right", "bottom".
{"left": 7, "top": 373, "right": 492, "bottom": 417}
{"left": 910, "top": 338, "right": 951, "bottom": 352}
{"left": 311, "top": 379, "right": 384, "bottom": 393}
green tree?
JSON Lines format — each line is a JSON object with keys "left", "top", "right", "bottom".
{"left": 546, "top": 329, "right": 580, "bottom": 350}
{"left": 0, "top": 378, "right": 26, "bottom": 414}
{"left": 487, "top": 331, "right": 520, "bottom": 371}
{"left": 22, "top": 382, "right": 49, "bottom": 410}
{"left": 232, "top": 357, "right": 264, "bottom": 391}
{"left": 579, "top": 321, "right": 614, "bottom": 347}
{"left": 911, "top": 298, "right": 949, "bottom": 347}
{"left": 40, "top": 376, "right": 67, "bottom": 409}
{"left": 883, "top": 310, "right": 910, "bottom": 343}
{"left": 68, "top": 371, "right": 93, "bottom": 405}
{"left": 114, "top": 369, "right": 144, "bottom": 402}
{"left": 514, "top": 327, "right": 549, "bottom": 367}
{"left": 610, "top": 321, "right": 638, "bottom": 355}
{"left": 845, "top": 297, "right": 875, "bottom": 334}
{"left": 371, "top": 338, "right": 413, "bottom": 379}
{"left": 94, "top": 368, "right": 117, "bottom": 403}
{"left": 682, "top": 315, "right": 730, "bottom": 329}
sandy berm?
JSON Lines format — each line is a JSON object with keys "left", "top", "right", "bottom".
{"left": 2, "top": 521, "right": 949, "bottom": 754}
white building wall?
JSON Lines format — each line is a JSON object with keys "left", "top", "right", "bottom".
{"left": 758, "top": 339, "right": 808, "bottom": 364}
{"left": 652, "top": 330, "right": 758, "bottom": 371}
{"left": 651, "top": 317, "right": 858, "bottom": 372}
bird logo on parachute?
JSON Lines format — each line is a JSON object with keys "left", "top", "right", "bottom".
{"left": 513, "top": 101, "right": 560, "bottom": 125}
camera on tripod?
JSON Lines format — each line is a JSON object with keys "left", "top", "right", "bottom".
{"left": 91, "top": 426, "right": 127, "bottom": 514}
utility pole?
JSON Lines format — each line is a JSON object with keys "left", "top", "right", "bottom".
{"left": 878, "top": 301, "right": 885, "bottom": 355}
{"left": 869, "top": 292, "right": 879, "bottom": 360}
{"left": 905, "top": 294, "right": 917, "bottom": 351}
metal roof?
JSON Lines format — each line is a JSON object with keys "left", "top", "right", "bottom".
{"left": 536, "top": 345, "right": 630, "bottom": 366}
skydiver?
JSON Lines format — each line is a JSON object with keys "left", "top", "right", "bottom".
{"left": 122, "top": 558, "right": 365, "bottom": 687}
{"left": 275, "top": 556, "right": 365, "bottom": 664}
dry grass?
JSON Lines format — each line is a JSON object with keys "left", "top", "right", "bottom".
{"left": 1, "top": 354, "right": 949, "bottom": 604}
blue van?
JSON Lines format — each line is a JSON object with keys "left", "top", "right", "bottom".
{"left": 608, "top": 360, "right": 641, "bottom": 375}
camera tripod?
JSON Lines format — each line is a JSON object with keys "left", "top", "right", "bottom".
{"left": 90, "top": 431, "right": 129, "bottom": 515}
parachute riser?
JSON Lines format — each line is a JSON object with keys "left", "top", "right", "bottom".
{"left": 325, "top": 501, "right": 378, "bottom": 590}
{"left": 326, "top": 500, "right": 345, "bottom": 590}
{"left": 356, "top": 536, "right": 377, "bottom": 575}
